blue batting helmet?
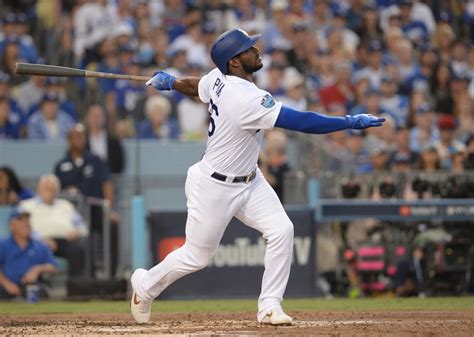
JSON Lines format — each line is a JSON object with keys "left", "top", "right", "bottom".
{"left": 210, "top": 29, "right": 261, "bottom": 74}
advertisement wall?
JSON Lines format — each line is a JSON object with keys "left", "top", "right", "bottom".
{"left": 148, "top": 209, "right": 316, "bottom": 299}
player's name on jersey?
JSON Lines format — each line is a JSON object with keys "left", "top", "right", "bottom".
{"left": 208, "top": 237, "right": 311, "bottom": 268}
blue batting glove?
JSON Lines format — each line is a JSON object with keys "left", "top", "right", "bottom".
{"left": 345, "top": 114, "right": 386, "bottom": 129}
{"left": 146, "top": 71, "right": 176, "bottom": 91}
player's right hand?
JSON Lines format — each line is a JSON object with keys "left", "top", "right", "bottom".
{"left": 146, "top": 71, "right": 176, "bottom": 91}
{"left": 346, "top": 114, "right": 385, "bottom": 129}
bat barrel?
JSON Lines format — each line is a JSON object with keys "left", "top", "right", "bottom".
{"left": 15, "top": 62, "right": 150, "bottom": 81}
{"left": 15, "top": 63, "right": 86, "bottom": 77}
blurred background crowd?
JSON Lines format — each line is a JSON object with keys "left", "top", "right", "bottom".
{"left": 1, "top": 0, "right": 474, "bottom": 299}
{"left": 0, "top": 0, "right": 473, "bottom": 175}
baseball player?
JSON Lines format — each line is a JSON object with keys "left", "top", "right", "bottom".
{"left": 131, "top": 29, "right": 385, "bottom": 325}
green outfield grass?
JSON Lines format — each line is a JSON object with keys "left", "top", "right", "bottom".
{"left": 0, "top": 297, "right": 473, "bottom": 315}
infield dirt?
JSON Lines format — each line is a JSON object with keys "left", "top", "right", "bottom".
{"left": 1, "top": 311, "right": 473, "bottom": 336}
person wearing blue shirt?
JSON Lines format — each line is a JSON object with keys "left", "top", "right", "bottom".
{"left": 27, "top": 78, "right": 78, "bottom": 121}
{"left": 0, "top": 208, "right": 57, "bottom": 299}
{"left": 27, "top": 92, "right": 75, "bottom": 141}
{"left": 0, "top": 14, "right": 39, "bottom": 64}
{"left": 0, "top": 96, "right": 22, "bottom": 139}
{"left": 115, "top": 63, "right": 146, "bottom": 119}
{"left": 138, "top": 95, "right": 180, "bottom": 140}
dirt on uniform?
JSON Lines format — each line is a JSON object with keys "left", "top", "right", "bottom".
{"left": 1, "top": 311, "right": 473, "bottom": 336}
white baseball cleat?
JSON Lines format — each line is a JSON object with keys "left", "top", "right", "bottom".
{"left": 260, "top": 308, "right": 293, "bottom": 325}
{"left": 130, "top": 269, "right": 151, "bottom": 324}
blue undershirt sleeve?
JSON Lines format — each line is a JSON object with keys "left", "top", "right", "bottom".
{"left": 274, "top": 105, "right": 349, "bottom": 134}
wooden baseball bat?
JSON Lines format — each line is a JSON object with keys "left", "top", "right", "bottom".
{"left": 15, "top": 62, "right": 150, "bottom": 81}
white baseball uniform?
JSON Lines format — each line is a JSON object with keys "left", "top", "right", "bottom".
{"left": 132, "top": 68, "right": 294, "bottom": 322}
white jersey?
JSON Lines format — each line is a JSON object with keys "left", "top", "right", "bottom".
{"left": 198, "top": 68, "right": 282, "bottom": 176}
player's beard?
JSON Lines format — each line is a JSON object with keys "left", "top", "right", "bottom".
{"left": 242, "top": 61, "right": 263, "bottom": 74}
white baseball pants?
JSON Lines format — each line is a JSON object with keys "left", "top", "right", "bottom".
{"left": 132, "top": 160, "right": 294, "bottom": 321}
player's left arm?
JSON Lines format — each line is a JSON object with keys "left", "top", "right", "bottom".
{"left": 274, "top": 105, "right": 385, "bottom": 133}
{"left": 146, "top": 71, "right": 200, "bottom": 97}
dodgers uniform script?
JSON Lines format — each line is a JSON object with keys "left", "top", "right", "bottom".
{"left": 132, "top": 67, "right": 294, "bottom": 323}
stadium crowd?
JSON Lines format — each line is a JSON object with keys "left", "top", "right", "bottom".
{"left": 0, "top": 0, "right": 473, "bottom": 176}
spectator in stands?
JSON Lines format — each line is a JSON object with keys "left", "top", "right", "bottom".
{"left": 416, "top": 144, "right": 441, "bottom": 172}
{"left": 319, "top": 62, "right": 354, "bottom": 112}
{"left": 464, "top": 135, "right": 474, "bottom": 170}
{"left": 54, "top": 124, "right": 114, "bottom": 207}
{"left": 177, "top": 65, "right": 208, "bottom": 141}
{"left": 42, "top": 77, "right": 77, "bottom": 121}
{"left": 345, "top": 131, "right": 371, "bottom": 174}
{"left": 225, "top": 0, "right": 266, "bottom": 33}
{"left": 433, "top": 115, "right": 466, "bottom": 169}
{"left": 26, "top": 77, "right": 78, "bottom": 121}
{"left": 0, "top": 13, "right": 38, "bottom": 63}
{"left": 19, "top": 175, "right": 87, "bottom": 277}
{"left": 280, "top": 68, "right": 308, "bottom": 111}
{"left": 14, "top": 72, "right": 47, "bottom": 116}
{"left": 1, "top": 36, "right": 28, "bottom": 86}
{"left": 168, "top": 22, "right": 210, "bottom": 69}
{"left": 138, "top": 95, "right": 180, "bottom": 140}
{"left": 0, "top": 166, "right": 34, "bottom": 205}
{"left": 391, "top": 126, "right": 418, "bottom": 166}
{"left": 261, "top": 61, "right": 286, "bottom": 98}
{"left": 409, "top": 104, "right": 439, "bottom": 153}
{"left": 358, "top": 4, "right": 383, "bottom": 45}
{"left": 432, "top": 63, "right": 452, "bottom": 113}
{"left": 260, "top": 130, "right": 291, "bottom": 201}
{"left": 27, "top": 92, "right": 75, "bottom": 141}
{"left": 85, "top": 104, "right": 125, "bottom": 174}
{"left": 115, "top": 60, "right": 145, "bottom": 120}
{"left": 450, "top": 149, "right": 466, "bottom": 173}
{"left": 457, "top": 93, "right": 474, "bottom": 142}
{"left": 367, "top": 142, "right": 390, "bottom": 172}
{"left": 380, "top": 75, "right": 409, "bottom": 127}
{"left": 54, "top": 124, "right": 118, "bottom": 277}
{"left": 0, "top": 72, "right": 24, "bottom": 122}
{"left": 0, "top": 208, "right": 57, "bottom": 299}
{"left": 73, "top": 0, "right": 117, "bottom": 65}
{"left": 449, "top": 41, "right": 468, "bottom": 79}
{"left": 353, "top": 40, "right": 385, "bottom": 89}
{"left": 395, "top": 38, "right": 422, "bottom": 94}
{"left": 0, "top": 96, "right": 21, "bottom": 139}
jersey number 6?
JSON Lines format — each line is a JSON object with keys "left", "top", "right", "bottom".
{"left": 208, "top": 99, "right": 219, "bottom": 137}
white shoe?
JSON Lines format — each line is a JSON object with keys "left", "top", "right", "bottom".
{"left": 130, "top": 269, "right": 151, "bottom": 324}
{"left": 260, "top": 308, "right": 293, "bottom": 325}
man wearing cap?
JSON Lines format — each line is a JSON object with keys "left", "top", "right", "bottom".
{"left": 0, "top": 208, "right": 57, "bottom": 299}
{"left": 27, "top": 92, "right": 75, "bottom": 141}
{"left": 26, "top": 77, "right": 77, "bottom": 121}
{"left": 0, "top": 13, "right": 38, "bottom": 63}
{"left": 352, "top": 40, "right": 385, "bottom": 89}
{"left": 132, "top": 28, "right": 384, "bottom": 325}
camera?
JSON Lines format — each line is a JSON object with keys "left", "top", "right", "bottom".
{"left": 341, "top": 179, "right": 361, "bottom": 199}
{"left": 379, "top": 180, "right": 396, "bottom": 199}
